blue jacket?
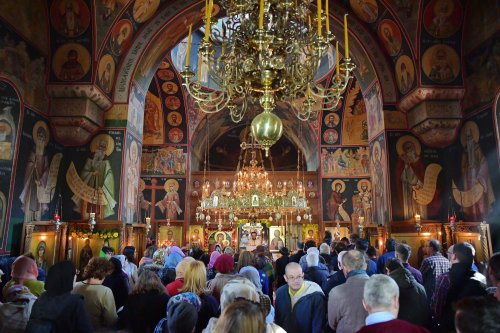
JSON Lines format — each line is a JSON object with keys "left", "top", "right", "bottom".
{"left": 304, "top": 266, "right": 329, "bottom": 289}
{"left": 275, "top": 281, "right": 326, "bottom": 333}
{"left": 377, "top": 251, "right": 395, "bottom": 273}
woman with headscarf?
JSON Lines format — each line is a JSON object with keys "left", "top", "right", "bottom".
{"left": 3, "top": 256, "right": 44, "bottom": 298}
{"left": 26, "top": 261, "right": 93, "bottom": 333}
{"left": 206, "top": 251, "right": 220, "bottom": 281}
{"left": 207, "top": 254, "right": 237, "bottom": 302}
{"left": 166, "top": 257, "right": 195, "bottom": 296}
{"left": 103, "top": 256, "right": 130, "bottom": 310}
{"left": 117, "top": 269, "right": 170, "bottom": 333}
{"left": 153, "top": 292, "right": 202, "bottom": 333}
{"left": 161, "top": 246, "right": 185, "bottom": 285}
{"left": 239, "top": 266, "right": 275, "bottom": 324}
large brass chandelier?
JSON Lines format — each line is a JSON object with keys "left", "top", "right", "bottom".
{"left": 181, "top": 0, "right": 355, "bottom": 155}
{"left": 195, "top": 141, "right": 312, "bottom": 229}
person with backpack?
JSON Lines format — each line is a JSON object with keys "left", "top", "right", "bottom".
{"left": 26, "top": 261, "right": 93, "bottom": 332}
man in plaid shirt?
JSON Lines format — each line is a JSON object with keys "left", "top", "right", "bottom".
{"left": 419, "top": 239, "right": 450, "bottom": 301}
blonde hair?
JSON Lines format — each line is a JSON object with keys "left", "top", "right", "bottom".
{"left": 214, "top": 300, "right": 265, "bottom": 333}
{"left": 237, "top": 251, "right": 254, "bottom": 272}
{"left": 176, "top": 257, "right": 195, "bottom": 279}
{"left": 181, "top": 260, "right": 210, "bottom": 295}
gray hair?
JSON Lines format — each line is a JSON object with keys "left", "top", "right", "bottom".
{"left": 363, "top": 274, "right": 399, "bottom": 310}
{"left": 342, "top": 250, "right": 367, "bottom": 270}
{"left": 320, "top": 243, "right": 331, "bottom": 255}
{"left": 306, "top": 252, "right": 319, "bottom": 267}
{"left": 395, "top": 243, "right": 411, "bottom": 262}
{"left": 337, "top": 251, "right": 347, "bottom": 270}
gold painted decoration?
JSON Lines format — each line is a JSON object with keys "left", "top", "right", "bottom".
{"left": 132, "top": 0, "right": 160, "bottom": 23}
{"left": 413, "top": 163, "right": 442, "bottom": 205}
{"left": 66, "top": 162, "right": 109, "bottom": 205}
{"left": 331, "top": 179, "right": 346, "bottom": 193}
{"left": 452, "top": 180, "right": 484, "bottom": 208}
{"left": 164, "top": 179, "right": 180, "bottom": 192}
{"left": 396, "top": 135, "right": 421, "bottom": 156}
{"left": 32, "top": 121, "right": 50, "bottom": 146}
{"left": 97, "top": 54, "right": 116, "bottom": 93}
{"left": 460, "top": 121, "right": 480, "bottom": 146}
{"left": 422, "top": 44, "right": 460, "bottom": 83}
{"left": 52, "top": 43, "right": 91, "bottom": 81}
{"left": 395, "top": 55, "right": 415, "bottom": 94}
{"left": 90, "top": 134, "right": 115, "bottom": 156}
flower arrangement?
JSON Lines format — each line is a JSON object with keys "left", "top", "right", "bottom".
{"left": 71, "top": 228, "right": 119, "bottom": 239}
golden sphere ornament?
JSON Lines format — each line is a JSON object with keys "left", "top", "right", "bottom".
{"left": 251, "top": 111, "right": 283, "bottom": 157}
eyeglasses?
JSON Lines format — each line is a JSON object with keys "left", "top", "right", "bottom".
{"left": 286, "top": 275, "right": 304, "bottom": 281}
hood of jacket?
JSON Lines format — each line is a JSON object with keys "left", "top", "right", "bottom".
{"left": 389, "top": 267, "right": 415, "bottom": 289}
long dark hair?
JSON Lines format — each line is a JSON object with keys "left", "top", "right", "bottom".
{"left": 45, "top": 261, "right": 76, "bottom": 296}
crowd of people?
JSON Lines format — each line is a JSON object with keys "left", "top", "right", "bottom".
{"left": 0, "top": 233, "right": 499, "bottom": 333}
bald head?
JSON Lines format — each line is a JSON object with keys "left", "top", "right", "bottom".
{"left": 285, "top": 262, "right": 302, "bottom": 275}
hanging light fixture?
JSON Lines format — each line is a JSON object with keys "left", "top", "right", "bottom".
{"left": 181, "top": 0, "right": 355, "bottom": 154}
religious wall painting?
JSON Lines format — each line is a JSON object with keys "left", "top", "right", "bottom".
{"left": 52, "top": 43, "right": 91, "bottom": 82}
{"left": 97, "top": 54, "right": 116, "bottom": 94}
{"left": 323, "top": 179, "right": 350, "bottom": 222}
{"left": 349, "top": 0, "right": 379, "bottom": 23}
{"left": 383, "top": 110, "right": 408, "bottom": 130}
{"left": 388, "top": 132, "right": 444, "bottom": 221}
{"left": 0, "top": 1, "right": 49, "bottom": 54}
{"left": 123, "top": 136, "right": 142, "bottom": 223}
{"left": 321, "top": 147, "right": 370, "bottom": 177}
{"left": 189, "top": 225, "right": 204, "bottom": 248}
{"left": 168, "top": 128, "right": 184, "bottom": 144}
{"left": 422, "top": 44, "right": 461, "bottom": 84}
{"left": 342, "top": 81, "right": 368, "bottom": 145}
{"left": 141, "top": 146, "right": 187, "bottom": 176}
{"left": 323, "top": 112, "right": 340, "bottom": 130}
{"left": 302, "top": 224, "right": 319, "bottom": 244}
{"left": 18, "top": 120, "right": 63, "bottom": 223}
{"left": 30, "top": 234, "right": 56, "bottom": 272}
{"left": 365, "top": 82, "right": 384, "bottom": 139}
{"left": 423, "top": 0, "right": 463, "bottom": 39}
{"left": 159, "top": 225, "right": 183, "bottom": 247}
{"left": 239, "top": 223, "right": 267, "bottom": 251}
{"left": 165, "top": 96, "right": 181, "bottom": 111}
{"left": 208, "top": 229, "right": 234, "bottom": 252}
{"left": 324, "top": 226, "right": 350, "bottom": 242}
{"left": 389, "top": 0, "right": 419, "bottom": 48}
{"left": 107, "top": 19, "right": 133, "bottom": 57}
{"left": 352, "top": 179, "right": 374, "bottom": 226}
{"left": 95, "top": 0, "right": 129, "bottom": 49}
{"left": 128, "top": 83, "right": 145, "bottom": 136}
{"left": 154, "top": 178, "right": 185, "bottom": 221}
{"left": 370, "top": 136, "right": 389, "bottom": 225}
{"left": 162, "top": 82, "right": 179, "bottom": 95}
{"left": 132, "top": 0, "right": 160, "bottom": 23}
{"left": 377, "top": 19, "right": 402, "bottom": 57}
{"left": 0, "top": 80, "right": 20, "bottom": 162}
{"left": 449, "top": 113, "right": 499, "bottom": 222}
{"left": 462, "top": 0, "right": 500, "bottom": 55}
{"left": 167, "top": 111, "right": 183, "bottom": 127}
{"left": 323, "top": 129, "right": 339, "bottom": 145}
{"left": 0, "top": 191, "right": 7, "bottom": 248}
{"left": 66, "top": 130, "right": 123, "bottom": 220}
{"left": 269, "top": 226, "right": 285, "bottom": 252}
{"left": 463, "top": 35, "right": 500, "bottom": 112}
{"left": 157, "top": 69, "right": 175, "bottom": 81}
{"left": 349, "top": 41, "right": 377, "bottom": 90}
{"left": 50, "top": 0, "right": 90, "bottom": 38}
{"left": 395, "top": 55, "right": 415, "bottom": 94}
{"left": 143, "top": 92, "right": 164, "bottom": 144}
{"left": 0, "top": 23, "right": 48, "bottom": 112}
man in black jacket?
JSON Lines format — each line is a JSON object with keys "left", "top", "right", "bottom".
{"left": 386, "top": 258, "right": 430, "bottom": 328}
{"left": 289, "top": 242, "right": 305, "bottom": 263}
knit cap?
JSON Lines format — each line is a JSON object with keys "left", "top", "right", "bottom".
{"left": 167, "top": 302, "right": 198, "bottom": 333}
{"left": 214, "top": 254, "right": 234, "bottom": 274}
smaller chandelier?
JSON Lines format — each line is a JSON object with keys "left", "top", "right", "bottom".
{"left": 196, "top": 140, "right": 311, "bottom": 224}
{"left": 181, "top": 0, "right": 355, "bottom": 153}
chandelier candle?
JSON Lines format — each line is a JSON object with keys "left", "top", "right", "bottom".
{"left": 259, "top": 0, "right": 265, "bottom": 30}
{"left": 317, "top": 0, "right": 322, "bottom": 37}
{"left": 186, "top": 24, "right": 192, "bottom": 67}
{"left": 326, "top": 0, "right": 329, "bottom": 33}
{"left": 336, "top": 41, "right": 340, "bottom": 77}
{"left": 344, "top": 14, "right": 349, "bottom": 58}
{"left": 204, "top": 0, "right": 213, "bottom": 41}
